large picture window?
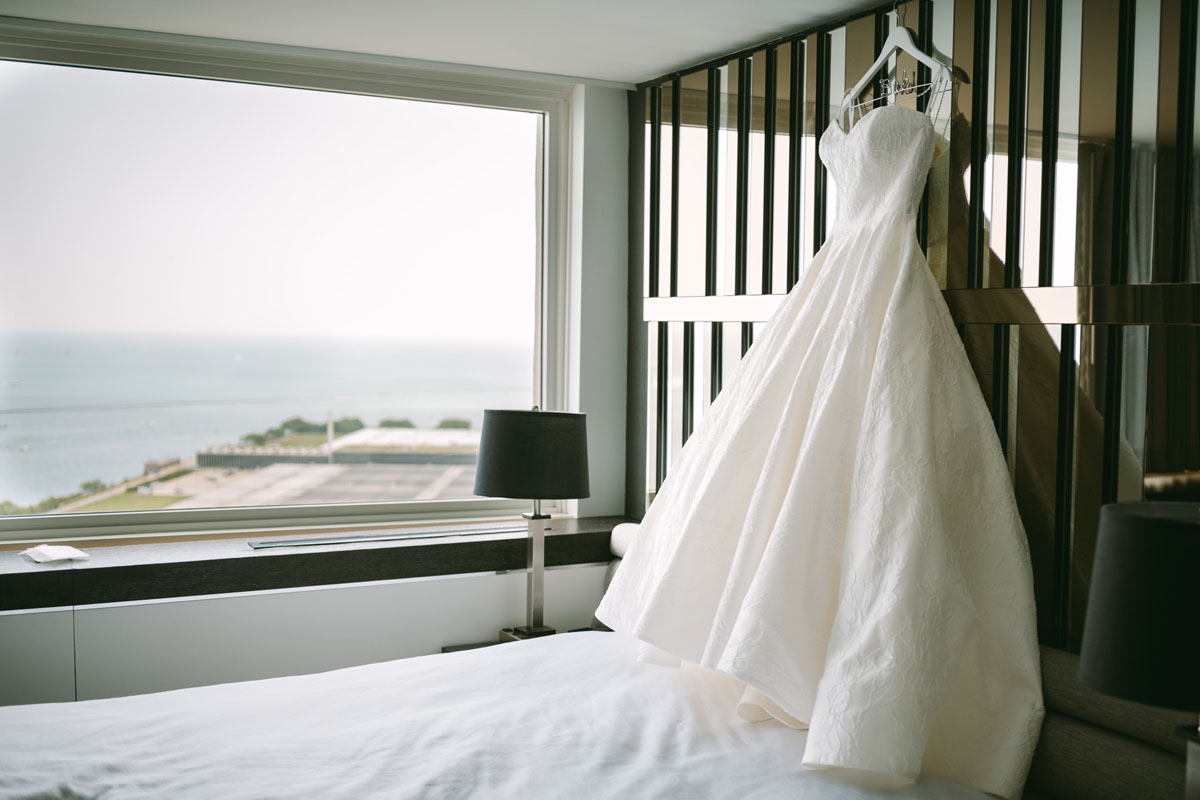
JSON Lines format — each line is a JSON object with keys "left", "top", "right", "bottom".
{"left": 0, "top": 46, "right": 564, "bottom": 535}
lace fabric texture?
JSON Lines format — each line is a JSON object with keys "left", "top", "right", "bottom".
{"left": 596, "top": 104, "right": 1043, "bottom": 799}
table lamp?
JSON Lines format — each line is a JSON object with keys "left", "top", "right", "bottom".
{"left": 1078, "top": 501, "right": 1200, "bottom": 798}
{"left": 474, "top": 408, "right": 589, "bottom": 641}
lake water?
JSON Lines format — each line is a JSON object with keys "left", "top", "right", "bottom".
{"left": 0, "top": 333, "right": 532, "bottom": 507}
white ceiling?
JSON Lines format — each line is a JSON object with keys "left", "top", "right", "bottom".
{"left": 0, "top": 0, "right": 876, "bottom": 86}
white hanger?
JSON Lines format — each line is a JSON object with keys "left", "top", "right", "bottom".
{"left": 839, "top": 26, "right": 950, "bottom": 122}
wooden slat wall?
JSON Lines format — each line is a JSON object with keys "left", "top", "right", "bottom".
{"left": 631, "top": 0, "right": 1200, "bottom": 652}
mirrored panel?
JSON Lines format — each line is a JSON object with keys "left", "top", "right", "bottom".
{"left": 844, "top": 15, "right": 877, "bottom": 111}
{"left": 826, "top": 27, "right": 847, "bottom": 222}
{"left": 699, "top": 321, "right": 716, "bottom": 415}
{"left": 659, "top": 82, "right": 675, "bottom": 297}
{"left": 889, "top": 3, "right": 924, "bottom": 114}
{"left": 1074, "top": 0, "right": 1120, "bottom": 286}
{"left": 681, "top": 321, "right": 700, "bottom": 446}
{"left": 668, "top": 320, "right": 684, "bottom": 468}
{"left": 925, "top": 0, "right": 956, "bottom": 286}
{"left": 1143, "top": 326, "right": 1200, "bottom": 496}
{"left": 947, "top": 0, "right": 979, "bottom": 289}
{"left": 771, "top": 42, "right": 793, "bottom": 295}
{"left": 803, "top": 35, "right": 821, "bottom": 262}
{"left": 1011, "top": 321, "right": 1064, "bottom": 641}
{"left": 983, "top": 0, "right": 1006, "bottom": 287}
{"left": 1019, "top": 0, "right": 1046, "bottom": 287}
{"left": 1068, "top": 324, "right": 1109, "bottom": 649}
{"left": 1192, "top": 6, "right": 1200, "bottom": 282}
{"left": 747, "top": 49, "right": 767, "bottom": 296}
{"left": 1052, "top": 0, "right": 1083, "bottom": 287}
{"left": 678, "top": 70, "right": 709, "bottom": 296}
{"left": 1116, "top": 324, "right": 1149, "bottom": 500}
{"left": 643, "top": 89, "right": 654, "bottom": 297}
{"left": 722, "top": 321, "right": 744, "bottom": 390}
{"left": 1128, "top": 1, "right": 1160, "bottom": 285}
{"left": 718, "top": 62, "right": 737, "bottom": 296}
{"left": 647, "top": 321, "right": 663, "bottom": 496}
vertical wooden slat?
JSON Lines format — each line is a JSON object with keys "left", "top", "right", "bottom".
{"left": 813, "top": 32, "right": 832, "bottom": 253}
{"left": 735, "top": 57, "right": 752, "bottom": 296}
{"left": 705, "top": 68, "right": 720, "bottom": 297}
{"left": 1171, "top": 0, "right": 1198, "bottom": 281}
{"left": 670, "top": 78, "right": 681, "bottom": 297}
{"left": 871, "top": 12, "right": 890, "bottom": 110}
{"left": 1038, "top": 0, "right": 1062, "bottom": 288}
{"left": 735, "top": 56, "right": 752, "bottom": 358}
{"left": 682, "top": 321, "right": 695, "bottom": 444}
{"left": 966, "top": 0, "right": 993, "bottom": 289}
{"left": 1098, "top": 0, "right": 1136, "bottom": 504}
{"left": 916, "top": 0, "right": 933, "bottom": 253}
{"left": 1051, "top": 324, "right": 1078, "bottom": 647}
{"left": 655, "top": 321, "right": 669, "bottom": 490}
{"left": 1005, "top": 0, "right": 1030, "bottom": 288}
{"left": 762, "top": 46, "right": 778, "bottom": 295}
{"left": 648, "top": 86, "right": 669, "bottom": 491}
{"left": 993, "top": 324, "right": 1011, "bottom": 453}
{"left": 648, "top": 85, "right": 662, "bottom": 299}
{"left": 710, "top": 323, "right": 724, "bottom": 402}
{"left": 1109, "top": 0, "right": 1137, "bottom": 287}
{"left": 1100, "top": 326, "right": 1125, "bottom": 504}
{"left": 706, "top": 67, "right": 723, "bottom": 401}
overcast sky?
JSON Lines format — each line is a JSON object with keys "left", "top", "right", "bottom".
{"left": 0, "top": 60, "right": 537, "bottom": 347}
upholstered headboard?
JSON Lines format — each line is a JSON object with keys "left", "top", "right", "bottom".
{"left": 1024, "top": 645, "right": 1193, "bottom": 800}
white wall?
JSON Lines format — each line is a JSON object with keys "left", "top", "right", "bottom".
{"left": 571, "top": 84, "right": 630, "bottom": 517}
{"left": 0, "top": 564, "right": 608, "bottom": 704}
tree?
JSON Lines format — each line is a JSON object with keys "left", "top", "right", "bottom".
{"left": 436, "top": 418, "right": 471, "bottom": 429}
{"left": 80, "top": 480, "right": 106, "bottom": 493}
{"left": 379, "top": 418, "right": 415, "bottom": 428}
{"left": 333, "top": 417, "right": 365, "bottom": 435}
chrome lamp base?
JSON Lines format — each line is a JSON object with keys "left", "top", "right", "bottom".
{"left": 498, "top": 625, "right": 556, "bottom": 642}
{"left": 498, "top": 507, "right": 556, "bottom": 641}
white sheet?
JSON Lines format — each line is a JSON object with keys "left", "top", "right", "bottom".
{"left": 0, "top": 632, "right": 987, "bottom": 799}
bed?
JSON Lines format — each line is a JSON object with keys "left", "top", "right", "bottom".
{"left": 0, "top": 631, "right": 992, "bottom": 800}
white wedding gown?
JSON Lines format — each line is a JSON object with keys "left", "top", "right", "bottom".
{"left": 596, "top": 103, "right": 1043, "bottom": 799}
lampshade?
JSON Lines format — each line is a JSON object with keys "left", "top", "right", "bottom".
{"left": 473, "top": 409, "right": 589, "bottom": 500}
{"left": 1077, "top": 501, "right": 1200, "bottom": 711}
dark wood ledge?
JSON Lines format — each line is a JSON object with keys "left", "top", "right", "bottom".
{"left": 0, "top": 516, "right": 625, "bottom": 611}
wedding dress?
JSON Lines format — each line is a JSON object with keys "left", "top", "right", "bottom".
{"left": 596, "top": 102, "right": 1043, "bottom": 799}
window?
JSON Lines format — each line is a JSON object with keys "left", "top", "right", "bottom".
{"left": 0, "top": 27, "right": 574, "bottom": 540}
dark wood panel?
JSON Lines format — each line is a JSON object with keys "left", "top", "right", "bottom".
{"left": 0, "top": 570, "right": 73, "bottom": 612}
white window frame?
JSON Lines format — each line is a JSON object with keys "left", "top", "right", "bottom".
{"left": 0, "top": 17, "right": 575, "bottom": 542}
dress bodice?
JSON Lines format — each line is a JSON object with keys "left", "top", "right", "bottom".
{"left": 819, "top": 103, "right": 936, "bottom": 234}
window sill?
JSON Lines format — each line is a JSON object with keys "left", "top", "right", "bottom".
{"left": 0, "top": 516, "right": 626, "bottom": 611}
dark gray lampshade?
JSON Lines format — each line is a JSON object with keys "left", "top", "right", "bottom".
{"left": 1077, "top": 502, "right": 1200, "bottom": 711}
{"left": 473, "top": 409, "right": 589, "bottom": 500}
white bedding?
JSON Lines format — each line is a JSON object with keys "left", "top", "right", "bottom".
{"left": 0, "top": 632, "right": 987, "bottom": 800}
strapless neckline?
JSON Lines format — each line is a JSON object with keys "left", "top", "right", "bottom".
{"left": 828, "top": 101, "right": 933, "bottom": 139}
{"left": 819, "top": 101, "right": 937, "bottom": 234}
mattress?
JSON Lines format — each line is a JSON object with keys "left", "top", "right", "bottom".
{"left": 0, "top": 631, "right": 987, "bottom": 799}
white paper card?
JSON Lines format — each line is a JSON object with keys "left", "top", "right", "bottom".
{"left": 20, "top": 545, "right": 90, "bottom": 563}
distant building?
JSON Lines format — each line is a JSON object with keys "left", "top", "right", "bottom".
{"left": 196, "top": 427, "right": 478, "bottom": 469}
{"left": 144, "top": 457, "right": 181, "bottom": 475}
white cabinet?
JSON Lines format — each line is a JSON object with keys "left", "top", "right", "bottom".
{"left": 0, "top": 609, "right": 76, "bottom": 706}
{"left": 73, "top": 565, "right": 607, "bottom": 701}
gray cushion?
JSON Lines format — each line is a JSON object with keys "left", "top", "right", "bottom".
{"left": 1025, "top": 646, "right": 1192, "bottom": 799}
